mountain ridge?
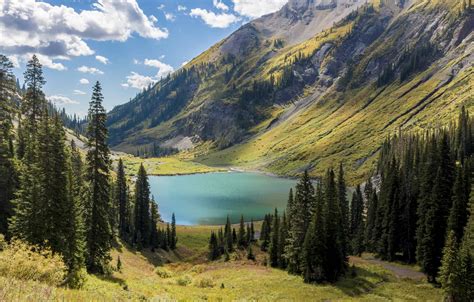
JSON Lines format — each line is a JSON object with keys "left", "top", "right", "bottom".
{"left": 107, "top": 0, "right": 473, "bottom": 180}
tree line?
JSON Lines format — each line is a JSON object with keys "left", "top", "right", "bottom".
{"left": 0, "top": 54, "right": 177, "bottom": 287}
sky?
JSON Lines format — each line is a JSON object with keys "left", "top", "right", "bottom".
{"left": 1, "top": 0, "right": 289, "bottom": 117}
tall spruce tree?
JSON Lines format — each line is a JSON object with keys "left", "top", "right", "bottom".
{"left": 269, "top": 208, "right": 280, "bottom": 267}
{"left": 171, "top": 213, "right": 177, "bottom": 250}
{"left": 115, "top": 159, "right": 129, "bottom": 240}
{"left": 85, "top": 81, "right": 113, "bottom": 274}
{"left": 237, "top": 215, "right": 246, "bottom": 249}
{"left": 278, "top": 212, "right": 288, "bottom": 269}
{"left": 0, "top": 55, "right": 17, "bottom": 237}
{"left": 323, "top": 168, "right": 347, "bottom": 282}
{"left": 337, "top": 163, "right": 349, "bottom": 257}
{"left": 350, "top": 185, "right": 365, "bottom": 256}
{"left": 134, "top": 164, "right": 151, "bottom": 248}
{"left": 301, "top": 183, "right": 326, "bottom": 283}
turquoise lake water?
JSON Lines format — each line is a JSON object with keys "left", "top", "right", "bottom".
{"left": 149, "top": 172, "right": 297, "bottom": 225}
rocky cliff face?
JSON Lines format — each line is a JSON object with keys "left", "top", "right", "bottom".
{"left": 107, "top": 0, "right": 473, "bottom": 178}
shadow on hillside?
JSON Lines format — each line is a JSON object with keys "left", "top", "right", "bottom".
{"left": 97, "top": 274, "right": 128, "bottom": 290}
{"left": 334, "top": 266, "right": 388, "bottom": 297}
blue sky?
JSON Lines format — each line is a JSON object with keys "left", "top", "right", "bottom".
{"left": 1, "top": 0, "right": 288, "bottom": 116}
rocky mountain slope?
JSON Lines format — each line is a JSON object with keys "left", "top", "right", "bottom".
{"left": 107, "top": 0, "right": 473, "bottom": 180}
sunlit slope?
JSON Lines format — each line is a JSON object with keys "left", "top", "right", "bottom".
{"left": 109, "top": 0, "right": 473, "bottom": 181}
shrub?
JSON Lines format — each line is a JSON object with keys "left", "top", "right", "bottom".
{"left": 155, "top": 267, "right": 173, "bottom": 278}
{"left": 195, "top": 277, "right": 215, "bottom": 288}
{"left": 0, "top": 240, "right": 67, "bottom": 286}
{"left": 176, "top": 275, "right": 192, "bottom": 286}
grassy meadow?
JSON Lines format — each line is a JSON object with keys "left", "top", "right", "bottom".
{"left": 0, "top": 223, "right": 442, "bottom": 301}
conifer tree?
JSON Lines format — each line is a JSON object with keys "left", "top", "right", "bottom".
{"left": 278, "top": 212, "right": 288, "bottom": 269}
{"left": 208, "top": 232, "right": 220, "bottom": 260}
{"left": 269, "top": 209, "right": 280, "bottom": 267}
{"left": 85, "top": 81, "right": 113, "bottom": 274}
{"left": 133, "top": 164, "right": 151, "bottom": 248}
{"left": 150, "top": 200, "right": 159, "bottom": 250}
{"left": 171, "top": 213, "right": 177, "bottom": 250}
{"left": 323, "top": 168, "right": 347, "bottom": 282}
{"left": 247, "top": 244, "right": 255, "bottom": 261}
{"left": 250, "top": 219, "right": 255, "bottom": 242}
{"left": 115, "top": 159, "right": 129, "bottom": 240}
{"left": 438, "top": 231, "right": 460, "bottom": 300}
{"left": 238, "top": 215, "right": 246, "bottom": 249}
{"left": 301, "top": 183, "right": 326, "bottom": 283}
{"left": 337, "top": 163, "right": 349, "bottom": 257}
{"left": 447, "top": 164, "right": 470, "bottom": 242}
{"left": 22, "top": 55, "right": 46, "bottom": 129}
{"left": 0, "top": 55, "right": 17, "bottom": 237}
{"left": 224, "top": 215, "right": 233, "bottom": 252}
{"left": 350, "top": 186, "right": 365, "bottom": 256}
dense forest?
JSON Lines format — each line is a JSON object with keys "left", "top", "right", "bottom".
{"left": 0, "top": 54, "right": 177, "bottom": 287}
{"left": 208, "top": 108, "right": 473, "bottom": 300}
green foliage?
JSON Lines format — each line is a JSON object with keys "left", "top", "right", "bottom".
{"left": 0, "top": 240, "right": 67, "bottom": 286}
{"left": 85, "top": 81, "right": 113, "bottom": 274}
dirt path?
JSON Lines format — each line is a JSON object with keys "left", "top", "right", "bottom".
{"left": 351, "top": 255, "right": 426, "bottom": 281}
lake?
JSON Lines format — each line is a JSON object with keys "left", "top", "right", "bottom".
{"left": 149, "top": 172, "right": 297, "bottom": 225}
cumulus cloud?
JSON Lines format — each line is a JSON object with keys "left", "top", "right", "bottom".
{"left": 181, "top": 61, "right": 189, "bottom": 67}
{"left": 213, "top": 0, "right": 229, "bottom": 11}
{"left": 73, "top": 89, "right": 86, "bottom": 95}
{"left": 165, "top": 12, "right": 176, "bottom": 21}
{"left": 123, "top": 72, "right": 155, "bottom": 90}
{"left": 36, "top": 54, "right": 67, "bottom": 71}
{"left": 143, "top": 59, "right": 174, "bottom": 78}
{"left": 177, "top": 5, "right": 187, "bottom": 12}
{"left": 48, "top": 95, "right": 80, "bottom": 105}
{"left": 79, "top": 78, "right": 90, "bottom": 84}
{"left": 190, "top": 8, "right": 239, "bottom": 28}
{"left": 95, "top": 55, "right": 109, "bottom": 65}
{"left": 77, "top": 66, "right": 104, "bottom": 75}
{"left": 231, "top": 0, "right": 287, "bottom": 18}
{"left": 0, "top": 0, "right": 168, "bottom": 69}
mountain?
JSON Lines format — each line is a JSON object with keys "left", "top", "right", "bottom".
{"left": 107, "top": 0, "right": 473, "bottom": 180}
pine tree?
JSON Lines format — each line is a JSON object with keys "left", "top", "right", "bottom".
{"left": 237, "top": 215, "right": 246, "bottom": 249}
{"left": 85, "top": 81, "right": 113, "bottom": 274}
{"left": 438, "top": 231, "right": 460, "bottom": 301}
{"left": 447, "top": 164, "right": 470, "bottom": 242}
{"left": 350, "top": 185, "right": 365, "bottom": 256}
{"left": 285, "top": 171, "right": 315, "bottom": 274}
{"left": 301, "top": 183, "right": 326, "bottom": 283}
{"left": 22, "top": 55, "right": 46, "bottom": 130}
{"left": 247, "top": 244, "right": 256, "bottom": 261}
{"left": 323, "top": 168, "right": 347, "bottom": 282}
{"left": 337, "top": 163, "right": 349, "bottom": 257}
{"left": 150, "top": 200, "right": 159, "bottom": 250}
{"left": 208, "top": 232, "right": 220, "bottom": 260}
{"left": 278, "top": 212, "right": 288, "bottom": 269}
{"left": 269, "top": 208, "right": 280, "bottom": 267}
{"left": 224, "top": 215, "right": 233, "bottom": 252}
{"left": 133, "top": 164, "right": 151, "bottom": 248}
{"left": 171, "top": 213, "right": 177, "bottom": 250}
{"left": 250, "top": 219, "right": 255, "bottom": 242}
{"left": 0, "top": 55, "right": 17, "bottom": 237}
{"left": 115, "top": 159, "right": 129, "bottom": 240}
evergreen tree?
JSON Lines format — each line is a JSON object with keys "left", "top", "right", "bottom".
{"left": 365, "top": 186, "right": 378, "bottom": 253}
{"left": 224, "top": 215, "right": 233, "bottom": 252}
{"left": 337, "top": 163, "right": 349, "bottom": 257}
{"left": 278, "top": 212, "right": 288, "bottom": 269}
{"left": 22, "top": 55, "right": 46, "bottom": 129}
{"left": 247, "top": 244, "right": 256, "bottom": 261}
{"left": 133, "top": 164, "right": 151, "bottom": 248}
{"left": 323, "top": 168, "right": 347, "bottom": 282}
{"left": 438, "top": 231, "right": 460, "bottom": 301}
{"left": 0, "top": 55, "right": 17, "bottom": 237}
{"left": 269, "top": 209, "right": 280, "bottom": 267}
{"left": 447, "top": 164, "right": 470, "bottom": 242}
{"left": 208, "top": 232, "right": 220, "bottom": 260}
{"left": 350, "top": 186, "right": 365, "bottom": 256}
{"left": 238, "top": 214, "right": 246, "bottom": 249}
{"left": 250, "top": 219, "right": 255, "bottom": 242}
{"left": 150, "top": 200, "right": 159, "bottom": 250}
{"left": 171, "top": 213, "right": 177, "bottom": 250}
{"left": 85, "top": 81, "right": 113, "bottom": 274}
{"left": 301, "top": 183, "right": 326, "bottom": 283}
{"left": 115, "top": 159, "right": 129, "bottom": 240}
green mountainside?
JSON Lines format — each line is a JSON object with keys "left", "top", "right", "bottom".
{"left": 107, "top": 0, "right": 473, "bottom": 181}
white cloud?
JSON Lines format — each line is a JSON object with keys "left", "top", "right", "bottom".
{"left": 231, "top": 0, "right": 287, "bottom": 18}
{"left": 73, "top": 89, "right": 86, "bottom": 95}
{"left": 123, "top": 72, "right": 155, "bottom": 90}
{"left": 133, "top": 58, "right": 140, "bottom": 65}
{"left": 0, "top": 0, "right": 169, "bottom": 69}
{"left": 79, "top": 78, "right": 89, "bottom": 84}
{"left": 177, "top": 5, "right": 187, "bottom": 12}
{"left": 181, "top": 61, "right": 189, "bottom": 67}
{"left": 95, "top": 55, "right": 109, "bottom": 65}
{"left": 36, "top": 54, "right": 67, "bottom": 71}
{"left": 165, "top": 12, "right": 176, "bottom": 21}
{"left": 213, "top": 0, "right": 229, "bottom": 11}
{"left": 157, "top": 4, "right": 165, "bottom": 10}
{"left": 48, "top": 95, "right": 79, "bottom": 105}
{"left": 150, "top": 15, "right": 158, "bottom": 23}
{"left": 190, "top": 8, "right": 239, "bottom": 28}
{"left": 143, "top": 59, "right": 174, "bottom": 78}
{"left": 77, "top": 65, "right": 104, "bottom": 75}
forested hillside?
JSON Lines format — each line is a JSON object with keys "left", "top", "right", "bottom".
{"left": 107, "top": 0, "right": 473, "bottom": 180}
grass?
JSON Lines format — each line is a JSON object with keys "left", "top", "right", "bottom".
{"left": 0, "top": 224, "right": 443, "bottom": 301}
{"left": 119, "top": 154, "right": 226, "bottom": 176}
